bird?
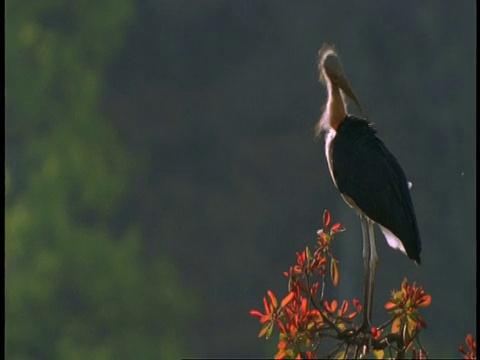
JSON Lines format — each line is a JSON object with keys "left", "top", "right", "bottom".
{"left": 315, "top": 43, "right": 422, "bottom": 329}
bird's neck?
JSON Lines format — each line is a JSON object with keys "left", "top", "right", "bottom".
{"left": 326, "top": 83, "right": 347, "bottom": 130}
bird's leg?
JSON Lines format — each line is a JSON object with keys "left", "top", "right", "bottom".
{"left": 360, "top": 214, "right": 372, "bottom": 331}
{"left": 367, "top": 218, "right": 378, "bottom": 328}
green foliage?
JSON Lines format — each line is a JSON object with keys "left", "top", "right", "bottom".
{"left": 6, "top": 1, "right": 196, "bottom": 359}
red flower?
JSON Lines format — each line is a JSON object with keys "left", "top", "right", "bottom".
{"left": 281, "top": 295, "right": 323, "bottom": 343}
{"left": 316, "top": 211, "right": 345, "bottom": 286}
{"left": 323, "top": 209, "right": 331, "bottom": 228}
{"left": 385, "top": 279, "right": 431, "bottom": 336}
{"left": 371, "top": 327, "right": 382, "bottom": 340}
{"left": 275, "top": 339, "right": 289, "bottom": 359}
{"left": 250, "top": 290, "right": 295, "bottom": 339}
{"left": 459, "top": 333, "right": 477, "bottom": 359}
{"left": 295, "top": 350, "right": 315, "bottom": 359}
{"left": 324, "top": 299, "right": 359, "bottom": 320}
{"left": 352, "top": 298, "right": 362, "bottom": 313}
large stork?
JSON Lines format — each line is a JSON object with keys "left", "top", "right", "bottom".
{"left": 316, "top": 43, "right": 422, "bottom": 329}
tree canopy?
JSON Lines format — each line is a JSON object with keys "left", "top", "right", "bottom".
{"left": 6, "top": 1, "right": 196, "bottom": 358}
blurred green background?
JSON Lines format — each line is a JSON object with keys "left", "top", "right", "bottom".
{"left": 5, "top": 1, "right": 475, "bottom": 358}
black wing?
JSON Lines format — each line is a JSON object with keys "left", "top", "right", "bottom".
{"left": 331, "top": 116, "right": 421, "bottom": 263}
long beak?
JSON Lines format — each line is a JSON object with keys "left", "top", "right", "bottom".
{"left": 335, "top": 75, "right": 363, "bottom": 112}
{"left": 320, "top": 47, "right": 364, "bottom": 113}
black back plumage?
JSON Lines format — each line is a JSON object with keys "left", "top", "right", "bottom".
{"left": 331, "top": 116, "right": 422, "bottom": 263}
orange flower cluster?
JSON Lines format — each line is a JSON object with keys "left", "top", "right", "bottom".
{"left": 250, "top": 290, "right": 296, "bottom": 340}
{"left": 251, "top": 289, "right": 363, "bottom": 359}
{"left": 275, "top": 296, "right": 323, "bottom": 359}
{"left": 250, "top": 210, "right": 440, "bottom": 359}
{"left": 249, "top": 288, "right": 323, "bottom": 359}
{"left": 251, "top": 211, "right": 357, "bottom": 358}
{"left": 324, "top": 299, "right": 362, "bottom": 321}
{"left": 384, "top": 278, "right": 431, "bottom": 347}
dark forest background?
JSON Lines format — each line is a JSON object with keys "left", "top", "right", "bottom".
{"left": 6, "top": 1, "right": 476, "bottom": 358}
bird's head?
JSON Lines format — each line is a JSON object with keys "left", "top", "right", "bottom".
{"left": 317, "top": 43, "right": 363, "bottom": 112}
